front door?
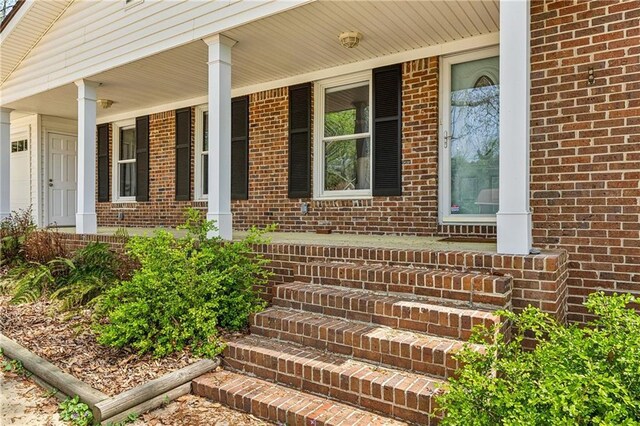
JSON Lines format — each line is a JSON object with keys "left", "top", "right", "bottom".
{"left": 440, "top": 47, "right": 500, "bottom": 223}
{"left": 48, "top": 133, "right": 77, "bottom": 227}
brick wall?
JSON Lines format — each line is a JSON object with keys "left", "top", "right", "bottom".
{"left": 530, "top": 0, "right": 640, "bottom": 321}
{"left": 97, "top": 57, "right": 495, "bottom": 238}
{"left": 97, "top": 108, "right": 206, "bottom": 227}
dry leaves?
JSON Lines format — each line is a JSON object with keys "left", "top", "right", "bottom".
{"left": 0, "top": 296, "right": 198, "bottom": 396}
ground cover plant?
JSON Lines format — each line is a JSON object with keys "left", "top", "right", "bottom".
{"left": 436, "top": 292, "right": 640, "bottom": 425}
{"left": 95, "top": 208, "right": 272, "bottom": 358}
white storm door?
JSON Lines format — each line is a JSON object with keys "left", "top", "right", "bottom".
{"left": 48, "top": 133, "right": 78, "bottom": 226}
{"left": 440, "top": 47, "right": 500, "bottom": 223}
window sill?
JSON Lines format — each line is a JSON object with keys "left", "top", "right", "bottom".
{"left": 440, "top": 215, "right": 497, "bottom": 225}
{"left": 112, "top": 198, "right": 137, "bottom": 204}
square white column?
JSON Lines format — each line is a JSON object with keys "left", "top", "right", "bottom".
{"left": 75, "top": 79, "right": 99, "bottom": 234}
{"left": 203, "top": 34, "right": 236, "bottom": 240}
{"left": 0, "top": 108, "right": 13, "bottom": 220}
{"left": 496, "top": 0, "right": 533, "bottom": 255}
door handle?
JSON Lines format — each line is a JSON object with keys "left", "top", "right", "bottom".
{"left": 48, "top": 178, "right": 53, "bottom": 187}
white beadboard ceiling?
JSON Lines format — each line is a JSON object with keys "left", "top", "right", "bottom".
{"left": 6, "top": 0, "right": 499, "bottom": 120}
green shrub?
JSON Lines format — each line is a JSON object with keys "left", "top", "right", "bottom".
{"left": 95, "top": 208, "right": 272, "bottom": 358}
{"left": 436, "top": 292, "right": 640, "bottom": 425}
{"left": 0, "top": 207, "right": 36, "bottom": 266}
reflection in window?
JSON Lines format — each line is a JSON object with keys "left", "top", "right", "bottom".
{"left": 322, "top": 82, "right": 370, "bottom": 192}
{"left": 449, "top": 56, "right": 499, "bottom": 215}
{"left": 118, "top": 127, "right": 136, "bottom": 197}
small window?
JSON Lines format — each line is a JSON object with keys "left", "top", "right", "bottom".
{"left": 315, "top": 72, "right": 372, "bottom": 199}
{"left": 11, "top": 139, "right": 27, "bottom": 153}
{"left": 195, "top": 107, "right": 209, "bottom": 199}
{"left": 113, "top": 120, "right": 136, "bottom": 201}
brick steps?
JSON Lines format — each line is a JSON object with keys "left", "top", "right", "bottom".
{"left": 295, "top": 262, "right": 512, "bottom": 309}
{"left": 273, "top": 282, "right": 501, "bottom": 340}
{"left": 223, "top": 335, "right": 444, "bottom": 424}
{"left": 251, "top": 307, "right": 483, "bottom": 379}
{"left": 193, "top": 370, "right": 408, "bottom": 426}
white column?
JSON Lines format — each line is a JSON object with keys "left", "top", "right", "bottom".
{"left": 497, "top": 0, "right": 532, "bottom": 255}
{"left": 203, "top": 34, "right": 236, "bottom": 240}
{"left": 0, "top": 108, "right": 13, "bottom": 220}
{"left": 75, "top": 79, "right": 99, "bottom": 234}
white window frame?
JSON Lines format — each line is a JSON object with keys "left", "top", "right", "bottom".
{"left": 112, "top": 119, "right": 136, "bottom": 203}
{"left": 439, "top": 46, "right": 500, "bottom": 225}
{"left": 313, "top": 71, "right": 373, "bottom": 200}
{"left": 194, "top": 104, "right": 209, "bottom": 201}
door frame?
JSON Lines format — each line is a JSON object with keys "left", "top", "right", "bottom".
{"left": 438, "top": 45, "right": 500, "bottom": 225}
{"left": 44, "top": 131, "right": 77, "bottom": 227}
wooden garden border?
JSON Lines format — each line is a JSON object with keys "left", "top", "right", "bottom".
{"left": 0, "top": 334, "right": 220, "bottom": 424}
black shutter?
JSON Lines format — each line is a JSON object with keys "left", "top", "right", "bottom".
{"left": 231, "top": 96, "right": 249, "bottom": 200}
{"left": 135, "top": 115, "right": 150, "bottom": 202}
{"left": 372, "top": 64, "right": 402, "bottom": 196}
{"left": 97, "top": 124, "right": 109, "bottom": 202}
{"left": 288, "top": 83, "right": 311, "bottom": 198}
{"left": 175, "top": 107, "right": 192, "bottom": 201}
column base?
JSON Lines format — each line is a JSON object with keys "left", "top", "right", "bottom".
{"left": 206, "top": 212, "right": 233, "bottom": 240}
{"left": 496, "top": 211, "right": 532, "bottom": 255}
{"left": 76, "top": 213, "right": 98, "bottom": 235}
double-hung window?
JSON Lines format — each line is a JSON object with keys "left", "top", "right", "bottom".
{"left": 195, "top": 107, "right": 209, "bottom": 199}
{"left": 113, "top": 120, "right": 136, "bottom": 201}
{"left": 315, "top": 72, "right": 372, "bottom": 199}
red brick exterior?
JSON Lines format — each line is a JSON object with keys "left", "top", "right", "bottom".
{"left": 530, "top": 0, "right": 640, "bottom": 321}
{"left": 92, "top": 0, "right": 639, "bottom": 322}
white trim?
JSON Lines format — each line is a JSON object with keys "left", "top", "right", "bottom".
{"left": 111, "top": 118, "right": 136, "bottom": 203}
{"left": 98, "top": 95, "right": 208, "bottom": 125}
{"left": 313, "top": 71, "right": 372, "bottom": 200}
{"left": 194, "top": 103, "right": 208, "bottom": 201}
{"left": 438, "top": 45, "right": 500, "bottom": 225}
{"left": 234, "top": 32, "right": 499, "bottom": 98}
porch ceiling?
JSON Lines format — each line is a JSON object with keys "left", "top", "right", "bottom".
{"left": 5, "top": 0, "right": 499, "bottom": 120}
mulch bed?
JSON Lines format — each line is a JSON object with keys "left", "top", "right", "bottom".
{"left": 0, "top": 296, "right": 200, "bottom": 396}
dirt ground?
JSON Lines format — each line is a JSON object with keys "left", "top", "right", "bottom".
{"left": 0, "top": 370, "right": 269, "bottom": 426}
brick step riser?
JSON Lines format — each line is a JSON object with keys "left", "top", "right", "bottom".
{"left": 251, "top": 314, "right": 466, "bottom": 379}
{"left": 223, "top": 344, "right": 438, "bottom": 424}
{"left": 193, "top": 372, "right": 408, "bottom": 426}
{"left": 273, "top": 287, "right": 501, "bottom": 340}
{"left": 294, "top": 264, "right": 511, "bottom": 310}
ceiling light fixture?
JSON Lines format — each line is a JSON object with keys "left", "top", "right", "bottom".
{"left": 339, "top": 31, "right": 362, "bottom": 49}
{"left": 97, "top": 99, "right": 114, "bottom": 109}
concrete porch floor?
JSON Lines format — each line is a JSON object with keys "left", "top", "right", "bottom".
{"left": 54, "top": 227, "right": 497, "bottom": 253}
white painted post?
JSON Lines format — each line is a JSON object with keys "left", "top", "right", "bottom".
{"left": 496, "top": 0, "right": 532, "bottom": 255}
{"left": 75, "top": 79, "right": 99, "bottom": 234}
{"left": 0, "top": 108, "right": 13, "bottom": 220}
{"left": 203, "top": 34, "right": 236, "bottom": 240}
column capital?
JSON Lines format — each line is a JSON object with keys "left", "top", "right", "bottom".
{"left": 0, "top": 107, "right": 14, "bottom": 114}
{"left": 0, "top": 108, "right": 12, "bottom": 124}
{"left": 202, "top": 34, "right": 237, "bottom": 48}
{"left": 74, "top": 79, "right": 100, "bottom": 89}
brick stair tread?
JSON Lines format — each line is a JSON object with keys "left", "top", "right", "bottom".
{"left": 296, "top": 261, "right": 511, "bottom": 308}
{"left": 193, "top": 370, "right": 409, "bottom": 426}
{"left": 225, "top": 335, "right": 444, "bottom": 423}
{"left": 274, "top": 282, "right": 500, "bottom": 339}
{"left": 252, "top": 307, "right": 483, "bottom": 378}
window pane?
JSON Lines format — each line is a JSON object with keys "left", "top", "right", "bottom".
{"left": 202, "top": 153, "right": 208, "bottom": 196}
{"left": 450, "top": 56, "right": 499, "bottom": 215}
{"left": 120, "top": 127, "right": 136, "bottom": 160}
{"left": 119, "top": 163, "right": 136, "bottom": 197}
{"left": 324, "top": 138, "right": 370, "bottom": 191}
{"left": 203, "top": 111, "right": 208, "bottom": 151}
{"left": 324, "top": 83, "right": 369, "bottom": 137}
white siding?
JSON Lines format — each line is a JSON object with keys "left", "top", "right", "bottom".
{"left": 1, "top": 0, "right": 311, "bottom": 105}
{"left": 9, "top": 115, "right": 37, "bottom": 223}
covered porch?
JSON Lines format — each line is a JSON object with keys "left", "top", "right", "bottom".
{"left": 1, "top": 0, "right": 531, "bottom": 255}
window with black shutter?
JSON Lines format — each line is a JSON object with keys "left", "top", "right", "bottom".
{"left": 288, "top": 83, "right": 311, "bottom": 198}
{"left": 175, "top": 107, "right": 192, "bottom": 201}
{"left": 97, "top": 124, "right": 109, "bottom": 202}
{"left": 231, "top": 96, "right": 249, "bottom": 200}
